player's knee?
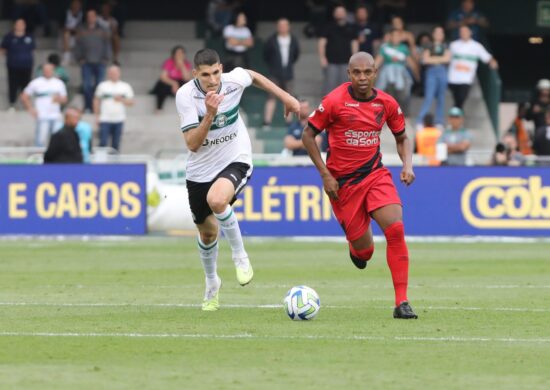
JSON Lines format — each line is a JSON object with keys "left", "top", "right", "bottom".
{"left": 384, "top": 221, "right": 405, "bottom": 243}
{"left": 350, "top": 244, "right": 375, "bottom": 261}
{"left": 206, "top": 193, "right": 229, "bottom": 214}
{"left": 200, "top": 231, "right": 217, "bottom": 245}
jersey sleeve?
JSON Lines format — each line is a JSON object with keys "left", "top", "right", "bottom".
{"left": 476, "top": 42, "right": 492, "bottom": 63}
{"left": 307, "top": 96, "right": 333, "bottom": 134}
{"left": 58, "top": 81, "right": 67, "bottom": 97}
{"left": 386, "top": 97, "right": 406, "bottom": 135}
{"left": 94, "top": 82, "right": 103, "bottom": 98}
{"left": 23, "top": 79, "right": 35, "bottom": 96}
{"left": 175, "top": 89, "right": 199, "bottom": 133}
{"left": 227, "top": 67, "right": 253, "bottom": 88}
{"left": 125, "top": 83, "right": 135, "bottom": 99}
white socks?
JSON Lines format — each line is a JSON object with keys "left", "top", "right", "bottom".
{"left": 214, "top": 205, "right": 248, "bottom": 261}
{"left": 197, "top": 236, "right": 218, "bottom": 283}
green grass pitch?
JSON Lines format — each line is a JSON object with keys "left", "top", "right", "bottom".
{"left": 1, "top": 238, "right": 549, "bottom": 389}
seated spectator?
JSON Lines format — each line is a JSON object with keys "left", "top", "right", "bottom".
{"left": 416, "top": 26, "right": 450, "bottom": 128}
{"left": 415, "top": 114, "right": 442, "bottom": 166}
{"left": 508, "top": 102, "right": 533, "bottom": 155}
{"left": 98, "top": 1, "right": 121, "bottom": 65}
{"left": 44, "top": 107, "right": 83, "bottom": 163}
{"left": 223, "top": 12, "right": 254, "bottom": 72}
{"left": 21, "top": 63, "right": 68, "bottom": 146}
{"left": 35, "top": 53, "right": 69, "bottom": 86}
{"left": 262, "top": 18, "right": 300, "bottom": 128}
{"left": 491, "top": 133, "right": 525, "bottom": 166}
{"left": 150, "top": 45, "right": 192, "bottom": 112}
{"left": 94, "top": 64, "right": 134, "bottom": 151}
{"left": 73, "top": 9, "right": 111, "bottom": 112}
{"left": 61, "top": 0, "right": 83, "bottom": 65}
{"left": 448, "top": 25, "right": 497, "bottom": 110}
{"left": 354, "top": 4, "right": 381, "bottom": 55}
{"left": 439, "top": 107, "right": 472, "bottom": 165}
{"left": 375, "top": 28, "right": 419, "bottom": 115}
{"left": 533, "top": 109, "right": 550, "bottom": 156}
{"left": 383, "top": 16, "right": 417, "bottom": 58}
{"left": 1, "top": 19, "right": 35, "bottom": 112}
{"left": 527, "top": 79, "right": 550, "bottom": 129}
{"left": 284, "top": 99, "right": 322, "bottom": 156}
{"left": 446, "top": 0, "right": 488, "bottom": 41}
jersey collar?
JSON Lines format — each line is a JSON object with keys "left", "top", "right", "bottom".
{"left": 194, "top": 79, "right": 222, "bottom": 95}
{"left": 347, "top": 86, "right": 378, "bottom": 102}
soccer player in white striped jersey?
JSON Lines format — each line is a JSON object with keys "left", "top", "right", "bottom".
{"left": 176, "top": 49, "right": 300, "bottom": 311}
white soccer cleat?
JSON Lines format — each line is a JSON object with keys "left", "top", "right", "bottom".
{"left": 234, "top": 257, "right": 253, "bottom": 286}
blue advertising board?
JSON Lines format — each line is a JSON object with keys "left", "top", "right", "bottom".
{"left": 234, "top": 166, "right": 550, "bottom": 237}
{"left": 0, "top": 164, "right": 146, "bottom": 235}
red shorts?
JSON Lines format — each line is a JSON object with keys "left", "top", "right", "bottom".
{"left": 330, "top": 167, "right": 402, "bottom": 242}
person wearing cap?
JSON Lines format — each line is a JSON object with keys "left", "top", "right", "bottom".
{"left": 527, "top": 79, "right": 550, "bottom": 129}
{"left": 438, "top": 107, "right": 472, "bottom": 165}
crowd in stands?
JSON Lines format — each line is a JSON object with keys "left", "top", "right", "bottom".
{"left": 0, "top": 0, "right": 548, "bottom": 166}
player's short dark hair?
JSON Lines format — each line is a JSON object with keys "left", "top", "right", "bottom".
{"left": 194, "top": 49, "right": 220, "bottom": 68}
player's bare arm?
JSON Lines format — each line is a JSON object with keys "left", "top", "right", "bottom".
{"left": 183, "top": 91, "right": 224, "bottom": 152}
{"left": 302, "top": 125, "right": 339, "bottom": 200}
{"left": 246, "top": 69, "right": 300, "bottom": 119}
{"left": 395, "top": 132, "right": 415, "bottom": 186}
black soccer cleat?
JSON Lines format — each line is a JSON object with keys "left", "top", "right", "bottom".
{"left": 349, "top": 250, "right": 368, "bottom": 269}
{"left": 393, "top": 301, "right": 418, "bottom": 319}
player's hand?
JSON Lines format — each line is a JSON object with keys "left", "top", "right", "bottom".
{"left": 283, "top": 95, "right": 300, "bottom": 120}
{"left": 205, "top": 91, "right": 224, "bottom": 116}
{"left": 400, "top": 166, "right": 415, "bottom": 186}
{"left": 322, "top": 173, "right": 339, "bottom": 201}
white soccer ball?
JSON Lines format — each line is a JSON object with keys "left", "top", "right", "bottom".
{"left": 284, "top": 285, "right": 321, "bottom": 320}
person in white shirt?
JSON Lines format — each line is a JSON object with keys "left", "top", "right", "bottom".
{"left": 93, "top": 64, "right": 134, "bottom": 151}
{"left": 21, "top": 63, "right": 68, "bottom": 147}
{"left": 448, "top": 25, "right": 497, "bottom": 109}
{"left": 222, "top": 12, "right": 253, "bottom": 71}
{"left": 176, "top": 48, "right": 299, "bottom": 311}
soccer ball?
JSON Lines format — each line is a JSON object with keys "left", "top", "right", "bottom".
{"left": 283, "top": 285, "right": 321, "bottom": 320}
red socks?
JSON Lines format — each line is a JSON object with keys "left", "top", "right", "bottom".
{"left": 350, "top": 244, "right": 374, "bottom": 262}
{"left": 384, "top": 221, "right": 409, "bottom": 306}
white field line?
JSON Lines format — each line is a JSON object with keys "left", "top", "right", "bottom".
{"left": 1, "top": 302, "right": 549, "bottom": 313}
{"left": 0, "top": 331, "right": 548, "bottom": 344}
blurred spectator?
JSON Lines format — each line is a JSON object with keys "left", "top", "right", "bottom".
{"left": 448, "top": 25, "right": 497, "bottom": 110}
{"left": 98, "top": 1, "right": 121, "bottom": 65}
{"left": 75, "top": 116, "right": 93, "bottom": 163}
{"left": 383, "top": 16, "right": 417, "bottom": 58}
{"left": 446, "top": 0, "right": 488, "bottom": 42}
{"left": 44, "top": 107, "right": 83, "bottom": 163}
{"left": 206, "top": 0, "right": 234, "bottom": 37}
{"left": 12, "top": 0, "right": 51, "bottom": 36}
{"left": 353, "top": 4, "right": 381, "bottom": 55}
{"left": 375, "top": 28, "right": 419, "bottom": 115}
{"left": 93, "top": 64, "right": 134, "bottom": 151}
{"left": 439, "top": 107, "right": 472, "bottom": 165}
{"left": 74, "top": 9, "right": 111, "bottom": 112}
{"left": 415, "top": 113, "right": 442, "bottom": 166}
{"left": 284, "top": 99, "right": 322, "bottom": 155}
{"left": 35, "top": 53, "right": 69, "bottom": 86}
{"left": 262, "top": 18, "right": 300, "bottom": 128}
{"left": 304, "top": 0, "right": 327, "bottom": 38}
{"left": 150, "top": 45, "right": 192, "bottom": 112}
{"left": 491, "top": 133, "right": 525, "bottom": 166}
{"left": 413, "top": 31, "right": 431, "bottom": 97}
{"left": 508, "top": 102, "right": 533, "bottom": 155}
{"left": 21, "top": 63, "right": 67, "bottom": 146}
{"left": 61, "top": 0, "right": 83, "bottom": 65}
{"left": 1, "top": 19, "right": 35, "bottom": 111}
{"left": 533, "top": 109, "right": 550, "bottom": 156}
{"left": 527, "top": 79, "right": 550, "bottom": 129}
{"left": 416, "top": 26, "right": 450, "bottom": 128}
{"left": 318, "top": 5, "right": 358, "bottom": 94}
{"left": 223, "top": 11, "right": 254, "bottom": 71}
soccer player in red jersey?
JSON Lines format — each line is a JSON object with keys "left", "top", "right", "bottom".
{"left": 302, "top": 52, "right": 418, "bottom": 319}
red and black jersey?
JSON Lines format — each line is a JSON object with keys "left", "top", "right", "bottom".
{"left": 308, "top": 83, "right": 405, "bottom": 187}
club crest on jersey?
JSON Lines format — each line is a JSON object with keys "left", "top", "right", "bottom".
{"left": 215, "top": 114, "right": 228, "bottom": 127}
{"left": 317, "top": 103, "right": 325, "bottom": 112}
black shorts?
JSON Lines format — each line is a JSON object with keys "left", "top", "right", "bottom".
{"left": 186, "top": 162, "right": 252, "bottom": 225}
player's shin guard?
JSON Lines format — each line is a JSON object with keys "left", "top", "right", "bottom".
{"left": 383, "top": 221, "right": 409, "bottom": 306}
{"left": 197, "top": 236, "right": 219, "bottom": 282}
{"left": 214, "top": 205, "right": 247, "bottom": 260}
